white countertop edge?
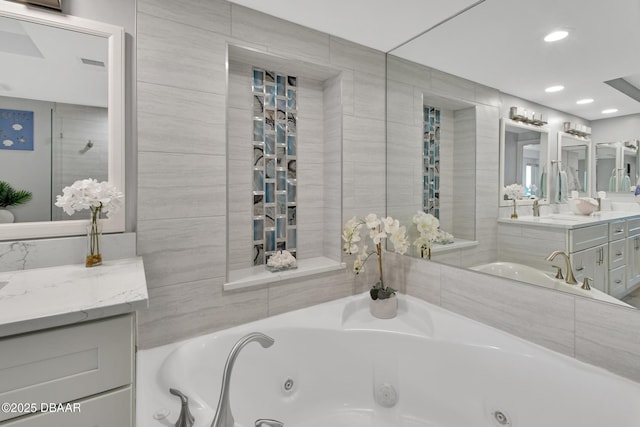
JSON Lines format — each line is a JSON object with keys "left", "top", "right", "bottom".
{"left": 0, "top": 257, "right": 149, "bottom": 338}
{"left": 497, "top": 211, "right": 640, "bottom": 229}
{"left": 224, "top": 257, "right": 346, "bottom": 291}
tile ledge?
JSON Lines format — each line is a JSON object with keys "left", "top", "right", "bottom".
{"left": 225, "top": 257, "right": 346, "bottom": 291}
{"left": 432, "top": 239, "right": 478, "bottom": 254}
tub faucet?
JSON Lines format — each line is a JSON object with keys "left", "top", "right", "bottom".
{"left": 546, "top": 251, "right": 578, "bottom": 285}
{"left": 211, "top": 332, "right": 275, "bottom": 427}
{"left": 169, "top": 388, "right": 195, "bottom": 427}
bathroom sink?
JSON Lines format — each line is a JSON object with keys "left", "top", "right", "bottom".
{"left": 548, "top": 214, "right": 582, "bottom": 221}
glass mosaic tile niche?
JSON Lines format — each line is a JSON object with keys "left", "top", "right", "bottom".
{"left": 252, "top": 68, "right": 297, "bottom": 265}
{"left": 423, "top": 105, "right": 440, "bottom": 218}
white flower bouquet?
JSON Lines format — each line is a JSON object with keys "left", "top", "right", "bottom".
{"left": 342, "top": 213, "right": 409, "bottom": 300}
{"left": 55, "top": 178, "right": 124, "bottom": 217}
{"left": 504, "top": 183, "right": 525, "bottom": 219}
{"left": 55, "top": 178, "right": 124, "bottom": 266}
{"left": 504, "top": 183, "right": 525, "bottom": 200}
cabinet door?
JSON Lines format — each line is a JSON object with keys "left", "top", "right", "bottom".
{"left": 609, "top": 266, "right": 626, "bottom": 299}
{"left": 572, "top": 244, "right": 608, "bottom": 293}
{"left": 627, "top": 234, "right": 640, "bottom": 289}
{"left": 2, "top": 387, "right": 132, "bottom": 427}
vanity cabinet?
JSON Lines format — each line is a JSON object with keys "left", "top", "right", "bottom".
{"left": 498, "top": 213, "right": 640, "bottom": 300}
{"left": 571, "top": 242, "right": 608, "bottom": 293}
{"left": 0, "top": 314, "right": 135, "bottom": 426}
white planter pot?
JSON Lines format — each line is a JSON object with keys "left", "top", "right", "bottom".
{"left": 369, "top": 293, "right": 398, "bottom": 319}
{"left": 0, "top": 209, "right": 14, "bottom": 224}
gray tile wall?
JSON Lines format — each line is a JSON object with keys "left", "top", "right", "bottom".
{"left": 136, "top": 0, "right": 386, "bottom": 348}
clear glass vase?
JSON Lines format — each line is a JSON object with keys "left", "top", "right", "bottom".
{"left": 86, "top": 207, "right": 103, "bottom": 267}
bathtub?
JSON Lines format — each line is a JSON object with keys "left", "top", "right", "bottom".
{"left": 137, "top": 293, "right": 640, "bottom": 427}
{"left": 471, "top": 261, "right": 631, "bottom": 307}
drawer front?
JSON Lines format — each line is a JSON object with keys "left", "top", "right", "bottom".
{"left": 609, "top": 239, "right": 626, "bottom": 269}
{"left": 627, "top": 217, "right": 640, "bottom": 235}
{"left": 2, "top": 387, "right": 132, "bottom": 427}
{"left": 609, "top": 220, "right": 628, "bottom": 241}
{"left": 570, "top": 224, "right": 609, "bottom": 252}
{"left": 0, "top": 315, "right": 133, "bottom": 422}
{"left": 609, "top": 266, "right": 626, "bottom": 298}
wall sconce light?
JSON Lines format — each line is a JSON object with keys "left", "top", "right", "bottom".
{"left": 509, "top": 106, "right": 547, "bottom": 126}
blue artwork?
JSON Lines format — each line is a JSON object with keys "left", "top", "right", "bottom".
{"left": 0, "top": 109, "right": 34, "bottom": 151}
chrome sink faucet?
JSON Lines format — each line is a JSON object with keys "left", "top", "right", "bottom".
{"left": 533, "top": 199, "right": 540, "bottom": 217}
{"left": 211, "top": 332, "right": 275, "bottom": 427}
{"left": 546, "top": 250, "right": 578, "bottom": 285}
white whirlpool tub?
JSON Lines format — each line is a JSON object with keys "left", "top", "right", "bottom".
{"left": 137, "top": 294, "right": 640, "bottom": 427}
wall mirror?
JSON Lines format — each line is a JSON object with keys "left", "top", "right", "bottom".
{"left": 0, "top": 2, "right": 124, "bottom": 240}
{"left": 499, "top": 118, "right": 550, "bottom": 206}
{"left": 595, "top": 141, "right": 639, "bottom": 193}
{"left": 385, "top": 0, "right": 640, "bottom": 312}
{"left": 557, "top": 132, "right": 591, "bottom": 198}
{"left": 595, "top": 142, "right": 620, "bottom": 193}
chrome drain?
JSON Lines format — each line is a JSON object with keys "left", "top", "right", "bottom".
{"left": 282, "top": 378, "right": 295, "bottom": 393}
{"left": 374, "top": 383, "right": 398, "bottom": 408}
{"left": 492, "top": 410, "right": 512, "bottom": 426}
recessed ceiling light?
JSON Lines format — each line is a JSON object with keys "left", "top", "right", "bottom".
{"left": 602, "top": 108, "right": 619, "bottom": 114}
{"left": 545, "top": 85, "right": 565, "bottom": 93}
{"left": 576, "top": 98, "right": 594, "bottom": 105}
{"left": 544, "top": 30, "right": 569, "bottom": 42}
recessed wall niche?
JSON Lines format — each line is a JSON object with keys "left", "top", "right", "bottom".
{"left": 387, "top": 88, "right": 477, "bottom": 257}
{"left": 226, "top": 46, "right": 343, "bottom": 279}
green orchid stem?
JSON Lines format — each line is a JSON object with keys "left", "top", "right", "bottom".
{"left": 377, "top": 240, "right": 384, "bottom": 290}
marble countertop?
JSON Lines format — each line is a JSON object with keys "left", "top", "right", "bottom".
{"left": 0, "top": 257, "right": 148, "bottom": 338}
{"left": 498, "top": 211, "right": 640, "bottom": 229}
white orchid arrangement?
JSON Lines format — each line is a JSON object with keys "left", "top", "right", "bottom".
{"left": 55, "top": 178, "right": 124, "bottom": 217}
{"left": 504, "top": 183, "right": 525, "bottom": 201}
{"left": 342, "top": 213, "right": 409, "bottom": 300}
{"left": 412, "top": 211, "right": 453, "bottom": 258}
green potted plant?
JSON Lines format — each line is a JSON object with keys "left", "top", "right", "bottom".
{"left": 0, "top": 181, "right": 32, "bottom": 223}
{"left": 342, "top": 214, "right": 409, "bottom": 318}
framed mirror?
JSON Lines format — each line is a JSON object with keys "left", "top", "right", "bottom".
{"left": 594, "top": 141, "right": 639, "bottom": 194}
{"left": 557, "top": 132, "right": 591, "bottom": 198}
{"left": 0, "top": 2, "right": 124, "bottom": 240}
{"left": 499, "top": 118, "right": 550, "bottom": 206}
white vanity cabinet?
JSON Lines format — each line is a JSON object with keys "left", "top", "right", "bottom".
{"left": 498, "top": 213, "right": 640, "bottom": 300}
{"left": 569, "top": 224, "right": 610, "bottom": 293}
{"left": 0, "top": 258, "right": 148, "bottom": 427}
{"left": 626, "top": 218, "right": 640, "bottom": 291}
{"left": 0, "top": 314, "right": 135, "bottom": 426}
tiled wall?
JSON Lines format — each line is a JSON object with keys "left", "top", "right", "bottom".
{"left": 386, "top": 55, "right": 497, "bottom": 267}
{"left": 52, "top": 103, "right": 108, "bottom": 221}
{"left": 135, "top": 0, "right": 385, "bottom": 348}
{"left": 385, "top": 252, "right": 640, "bottom": 383}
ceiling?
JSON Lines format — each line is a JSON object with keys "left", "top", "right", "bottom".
{"left": 229, "top": 0, "right": 640, "bottom": 122}
{"left": 0, "top": 15, "right": 107, "bottom": 107}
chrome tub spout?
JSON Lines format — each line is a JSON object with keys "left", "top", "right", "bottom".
{"left": 211, "top": 332, "right": 275, "bottom": 427}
